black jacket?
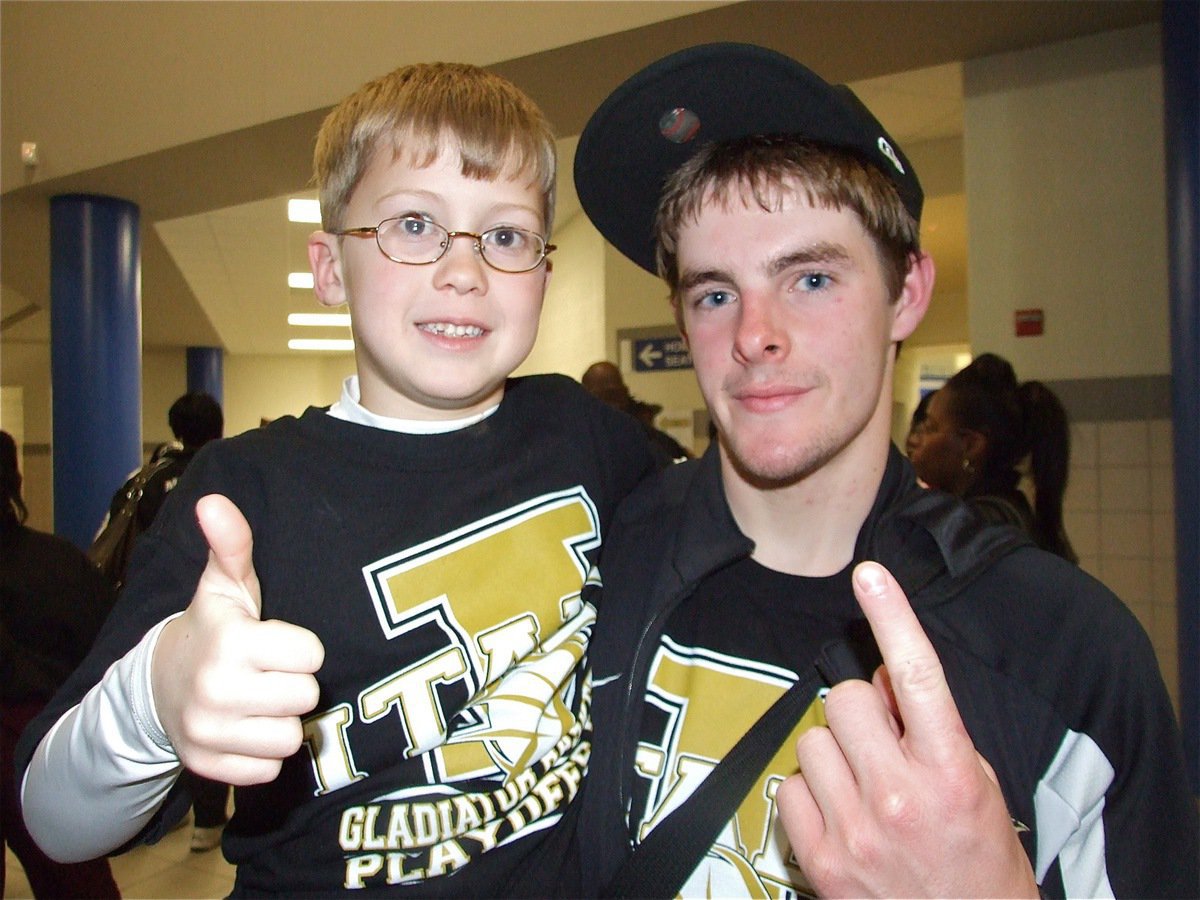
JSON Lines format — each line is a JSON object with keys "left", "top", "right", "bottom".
{"left": 577, "top": 445, "right": 1198, "bottom": 898}
{"left": 1, "top": 523, "right": 116, "bottom": 706}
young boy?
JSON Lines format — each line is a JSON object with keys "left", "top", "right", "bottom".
{"left": 17, "top": 62, "right": 654, "bottom": 896}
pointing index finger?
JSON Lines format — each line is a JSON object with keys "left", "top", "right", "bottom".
{"left": 852, "top": 561, "right": 973, "bottom": 766}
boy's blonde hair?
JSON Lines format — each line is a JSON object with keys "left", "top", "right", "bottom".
{"left": 655, "top": 136, "right": 920, "bottom": 303}
{"left": 314, "top": 62, "right": 557, "bottom": 233}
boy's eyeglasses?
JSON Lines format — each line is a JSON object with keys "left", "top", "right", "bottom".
{"left": 332, "top": 216, "right": 555, "bottom": 274}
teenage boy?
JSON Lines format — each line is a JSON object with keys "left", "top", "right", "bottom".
{"left": 17, "top": 62, "right": 654, "bottom": 896}
{"left": 572, "top": 43, "right": 1197, "bottom": 898}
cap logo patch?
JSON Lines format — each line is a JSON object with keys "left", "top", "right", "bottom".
{"left": 877, "top": 136, "right": 905, "bottom": 174}
{"left": 659, "top": 107, "right": 701, "bottom": 144}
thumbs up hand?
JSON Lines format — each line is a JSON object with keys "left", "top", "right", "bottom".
{"left": 152, "top": 494, "right": 325, "bottom": 785}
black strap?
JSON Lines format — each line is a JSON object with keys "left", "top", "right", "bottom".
{"left": 602, "top": 673, "right": 818, "bottom": 898}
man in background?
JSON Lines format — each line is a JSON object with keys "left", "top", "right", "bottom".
{"left": 108, "top": 392, "right": 225, "bottom": 535}
{"left": 582, "top": 360, "right": 691, "bottom": 466}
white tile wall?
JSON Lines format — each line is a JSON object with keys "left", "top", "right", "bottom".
{"left": 1153, "top": 511, "right": 1177, "bottom": 560}
{"left": 1154, "top": 558, "right": 1178, "bottom": 608}
{"left": 1071, "top": 421, "right": 1099, "bottom": 468}
{"left": 1099, "top": 465, "right": 1151, "bottom": 513}
{"left": 1100, "top": 556, "right": 1153, "bottom": 605}
{"left": 1069, "top": 511, "right": 1100, "bottom": 560}
{"left": 1150, "top": 419, "right": 1174, "bottom": 466}
{"left": 1100, "top": 512, "right": 1153, "bottom": 560}
{"left": 1151, "top": 464, "right": 1176, "bottom": 514}
{"left": 1074, "top": 417, "right": 1179, "bottom": 712}
{"left": 1065, "top": 458, "right": 1099, "bottom": 514}
{"left": 1098, "top": 420, "right": 1151, "bottom": 467}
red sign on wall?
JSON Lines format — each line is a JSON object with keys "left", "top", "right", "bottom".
{"left": 1015, "top": 308, "right": 1044, "bottom": 337}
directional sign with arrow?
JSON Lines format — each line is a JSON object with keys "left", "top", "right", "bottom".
{"left": 632, "top": 336, "right": 692, "bottom": 372}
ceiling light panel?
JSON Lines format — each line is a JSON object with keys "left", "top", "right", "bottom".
{"left": 288, "top": 338, "right": 354, "bottom": 352}
{"left": 288, "top": 313, "right": 351, "bottom": 327}
{"left": 288, "top": 199, "right": 322, "bottom": 223}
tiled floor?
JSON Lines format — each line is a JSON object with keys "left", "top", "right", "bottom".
{"left": 4, "top": 819, "right": 235, "bottom": 900}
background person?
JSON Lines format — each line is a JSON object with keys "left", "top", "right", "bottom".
{"left": 109, "top": 392, "right": 224, "bottom": 535}
{"left": 909, "top": 352, "right": 1078, "bottom": 562}
{"left": 904, "top": 389, "right": 933, "bottom": 460}
{"left": 582, "top": 360, "right": 692, "bottom": 465}
{"left": 1, "top": 431, "right": 120, "bottom": 899}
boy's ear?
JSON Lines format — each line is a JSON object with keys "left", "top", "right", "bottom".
{"left": 890, "top": 251, "right": 935, "bottom": 343}
{"left": 308, "top": 231, "right": 347, "bottom": 308}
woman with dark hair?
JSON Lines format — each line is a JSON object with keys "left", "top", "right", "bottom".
{"left": 910, "top": 354, "right": 1079, "bottom": 563}
{"left": 1, "top": 430, "right": 121, "bottom": 898}
{"left": 904, "top": 389, "right": 934, "bottom": 459}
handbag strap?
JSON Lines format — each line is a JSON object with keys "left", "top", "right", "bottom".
{"left": 107, "top": 457, "right": 172, "bottom": 516}
{"left": 602, "top": 672, "right": 817, "bottom": 898}
{"left": 129, "top": 455, "right": 175, "bottom": 496}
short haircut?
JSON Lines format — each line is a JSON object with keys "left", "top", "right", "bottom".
{"left": 654, "top": 136, "right": 920, "bottom": 303}
{"left": 168, "top": 392, "right": 223, "bottom": 448}
{"left": 313, "top": 62, "right": 557, "bottom": 234}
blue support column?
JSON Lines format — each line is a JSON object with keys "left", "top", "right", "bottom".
{"left": 187, "top": 346, "right": 224, "bottom": 405}
{"left": 50, "top": 194, "right": 142, "bottom": 551}
{"left": 1162, "top": 0, "right": 1200, "bottom": 792}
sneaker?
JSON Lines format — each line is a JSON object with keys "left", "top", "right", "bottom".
{"left": 190, "top": 824, "right": 225, "bottom": 853}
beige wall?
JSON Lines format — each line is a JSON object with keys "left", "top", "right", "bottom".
{"left": 223, "top": 353, "right": 353, "bottom": 436}
{"left": 515, "top": 208, "right": 607, "bottom": 381}
{"left": 145, "top": 349, "right": 355, "bottom": 443}
{"left": 1065, "top": 418, "right": 1179, "bottom": 709}
{"left": 964, "top": 24, "right": 1167, "bottom": 379}
{"left": 600, "top": 235, "right": 707, "bottom": 452}
{"left": 2, "top": 340, "right": 75, "bottom": 533}
{"left": 1, "top": 344, "right": 51, "bottom": 447}
{"left": 962, "top": 24, "right": 1178, "bottom": 707}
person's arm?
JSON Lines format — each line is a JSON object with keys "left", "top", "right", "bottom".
{"left": 1079, "top": 606, "right": 1199, "bottom": 898}
{"left": 20, "top": 494, "right": 326, "bottom": 861}
{"left": 775, "top": 561, "right": 1039, "bottom": 898}
{"left": 21, "top": 617, "right": 183, "bottom": 862}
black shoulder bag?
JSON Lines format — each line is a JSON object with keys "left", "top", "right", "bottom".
{"left": 88, "top": 457, "right": 173, "bottom": 591}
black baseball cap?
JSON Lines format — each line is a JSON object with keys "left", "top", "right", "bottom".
{"left": 573, "top": 42, "right": 923, "bottom": 275}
